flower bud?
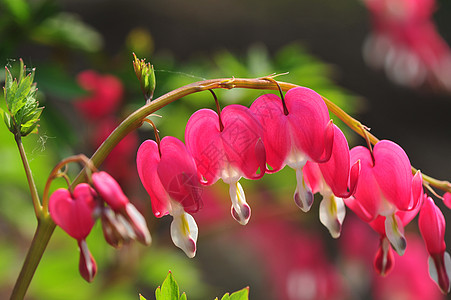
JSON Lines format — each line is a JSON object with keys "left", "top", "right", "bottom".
{"left": 78, "top": 240, "right": 97, "bottom": 283}
{"left": 92, "top": 171, "right": 129, "bottom": 211}
{"left": 132, "top": 53, "right": 156, "bottom": 102}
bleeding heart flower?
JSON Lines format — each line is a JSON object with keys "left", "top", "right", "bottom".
{"left": 250, "top": 87, "right": 334, "bottom": 212}
{"left": 419, "top": 195, "right": 451, "bottom": 294}
{"left": 48, "top": 183, "right": 98, "bottom": 282}
{"left": 49, "top": 183, "right": 97, "bottom": 240}
{"left": 344, "top": 140, "right": 423, "bottom": 258}
{"left": 137, "top": 136, "right": 202, "bottom": 258}
{"left": 185, "top": 104, "right": 266, "bottom": 225}
{"left": 303, "top": 124, "right": 360, "bottom": 238}
{"left": 92, "top": 171, "right": 151, "bottom": 246}
{"left": 74, "top": 70, "right": 124, "bottom": 120}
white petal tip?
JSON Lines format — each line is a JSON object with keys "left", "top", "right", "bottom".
{"left": 294, "top": 190, "right": 314, "bottom": 212}
{"left": 231, "top": 204, "right": 251, "bottom": 225}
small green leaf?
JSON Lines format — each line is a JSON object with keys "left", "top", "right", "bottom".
{"left": 155, "top": 271, "right": 181, "bottom": 300}
{"left": 220, "top": 293, "right": 230, "bottom": 300}
{"left": 11, "top": 71, "right": 34, "bottom": 115}
{"left": 228, "top": 287, "right": 249, "bottom": 300}
{"left": 139, "top": 294, "right": 147, "bottom": 300}
{"left": 220, "top": 287, "right": 249, "bottom": 300}
{"left": 180, "top": 292, "right": 187, "bottom": 300}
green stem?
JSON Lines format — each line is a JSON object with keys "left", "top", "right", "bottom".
{"left": 10, "top": 216, "right": 56, "bottom": 300}
{"left": 15, "top": 134, "right": 42, "bottom": 218}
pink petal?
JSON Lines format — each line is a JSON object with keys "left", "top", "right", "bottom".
{"left": 374, "top": 236, "right": 395, "bottom": 276}
{"left": 221, "top": 105, "right": 266, "bottom": 180}
{"left": 136, "top": 139, "right": 170, "bottom": 218}
{"left": 157, "top": 136, "right": 202, "bottom": 214}
{"left": 348, "top": 146, "right": 381, "bottom": 220}
{"left": 185, "top": 109, "right": 223, "bottom": 184}
{"left": 49, "top": 184, "right": 97, "bottom": 240}
{"left": 344, "top": 196, "right": 374, "bottom": 223}
{"left": 303, "top": 162, "right": 322, "bottom": 194}
{"left": 92, "top": 171, "right": 129, "bottom": 211}
{"left": 250, "top": 93, "right": 290, "bottom": 172}
{"left": 373, "top": 140, "right": 412, "bottom": 211}
{"left": 443, "top": 192, "right": 451, "bottom": 210}
{"left": 319, "top": 124, "right": 354, "bottom": 197}
{"left": 285, "top": 87, "right": 331, "bottom": 162}
{"left": 419, "top": 196, "right": 447, "bottom": 255}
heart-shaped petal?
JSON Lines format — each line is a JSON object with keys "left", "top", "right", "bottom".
{"left": 49, "top": 183, "right": 97, "bottom": 240}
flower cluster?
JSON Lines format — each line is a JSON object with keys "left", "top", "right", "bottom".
{"left": 362, "top": 0, "right": 451, "bottom": 91}
{"left": 49, "top": 171, "right": 150, "bottom": 282}
{"left": 136, "top": 86, "right": 450, "bottom": 294}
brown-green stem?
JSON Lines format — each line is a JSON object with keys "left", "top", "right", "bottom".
{"left": 10, "top": 216, "right": 56, "bottom": 300}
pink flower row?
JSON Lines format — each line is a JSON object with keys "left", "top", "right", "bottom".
{"left": 137, "top": 86, "right": 451, "bottom": 294}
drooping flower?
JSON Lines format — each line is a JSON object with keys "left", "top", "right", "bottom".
{"left": 419, "top": 195, "right": 451, "bottom": 294}
{"left": 374, "top": 234, "right": 445, "bottom": 300}
{"left": 137, "top": 136, "right": 202, "bottom": 258}
{"left": 48, "top": 183, "right": 98, "bottom": 282}
{"left": 250, "top": 87, "right": 334, "bottom": 212}
{"left": 92, "top": 171, "right": 151, "bottom": 247}
{"left": 303, "top": 124, "right": 360, "bottom": 238}
{"left": 344, "top": 140, "right": 423, "bottom": 259}
{"left": 185, "top": 104, "right": 266, "bottom": 225}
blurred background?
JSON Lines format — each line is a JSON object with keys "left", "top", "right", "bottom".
{"left": 1, "top": 0, "right": 451, "bottom": 299}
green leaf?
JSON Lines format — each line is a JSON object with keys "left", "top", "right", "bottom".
{"left": 11, "top": 71, "right": 34, "bottom": 115}
{"left": 155, "top": 271, "right": 182, "bottom": 300}
{"left": 220, "top": 287, "right": 249, "bottom": 300}
{"left": 139, "top": 294, "right": 147, "bottom": 300}
{"left": 228, "top": 287, "right": 249, "bottom": 300}
{"left": 32, "top": 13, "right": 103, "bottom": 52}
{"left": 1, "top": 0, "right": 30, "bottom": 23}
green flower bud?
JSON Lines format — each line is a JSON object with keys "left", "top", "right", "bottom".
{"left": 1, "top": 59, "right": 43, "bottom": 137}
{"left": 133, "top": 53, "right": 156, "bottom": 102}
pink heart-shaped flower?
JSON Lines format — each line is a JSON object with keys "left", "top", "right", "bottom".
{"left": 49, "top": 183, "right": 98, "bottom": 240}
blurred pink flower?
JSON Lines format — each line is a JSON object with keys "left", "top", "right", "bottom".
{"left": 74, "top": 70, "right": 124, "bottom": 120}
{"left": 374, "top": 234, "right": 444, "bottom": 300}
{"left": 91, "top": 117, "right": 139, "bottom": 187}
{"left": 238, "top": 219, "right": 348, "bottom": 300}
{"left": 363, "top": 0, "right": 451, "bottom": 91}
